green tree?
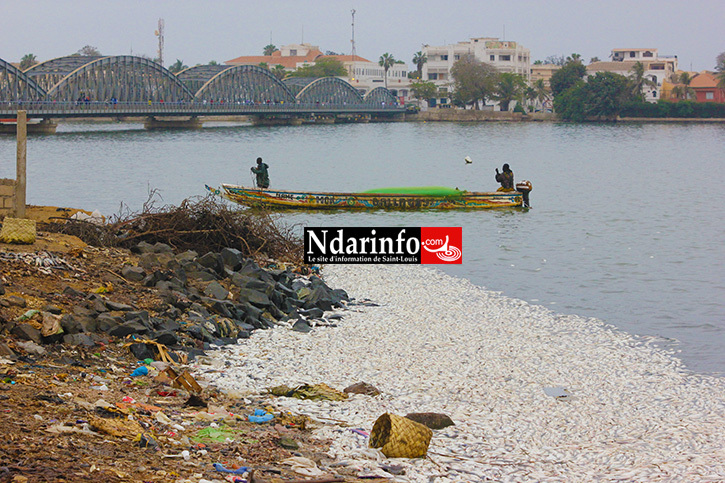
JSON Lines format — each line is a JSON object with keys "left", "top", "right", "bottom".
{"left": 554, "top": 71, "right": 631, "bottom": 121}
{"left": 379, "top": 53, "right": 395, "bottom": 88}
{"left": 716, "top": 52, "right": 725, "bottom": 87}
{"left": 258, "top": 62, "right": 269, "bottom": 70}
{"left": 270, "top": 64, "right": 287, "bottom": 80}
{"left": 208, "top": 60, "right": 218, "bottom": 66}
{"left": 671, "top": 72, "right": 695, "bottom": 100}
{"left": 19, "top": 53, "right": 37, "bottom": 70}
{"left": 410, "top": 80, "right": 438, "bottom": 107}
{"left": 76, "top": 45, "right": 101, "bottom": 56}
{"left": 450, "top": 54, "right": 499, "bottom": 109}
{"left": 263, "top": 44, "right": 277, "bottom": 56}
{"left": 493, "top": 73, "right": 527, "bottom": 111}
{"left": 532, "top": 78, "right": 550, "bottom": 108}
{"left": 544, "top": 55, "right": 565, "bottom": 66}
{"left": 590, "top": 57, "right": 601, "bottom": 63}
{"left": 566, "top": 53, "right": 582, "bottom": 63}
{"left": 628, "top": 61, "right": 656, "bottom": 100}
{"left": 549, "top": 59, "right": 586, "bottom": 96}
{"left": 412, "top": 51, "right": 427, "bottom": 79}
{"left": 168, "top": 59, "right": 188, "bottom": 74}
{"left": 289, "top": 58, "right": 347, "bottom": 78}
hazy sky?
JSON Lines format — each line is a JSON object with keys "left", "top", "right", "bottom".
{"left": 2, "top": 0, "right": 722, "bottom": 71}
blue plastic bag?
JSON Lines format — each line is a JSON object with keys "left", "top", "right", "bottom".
{"left": 130, "top": 366, "right": 149, "bottom": 377}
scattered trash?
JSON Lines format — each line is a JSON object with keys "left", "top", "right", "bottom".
{"left": 543, "top": 386, "right": 571, "bottom": 400}
{"left": 280, "top": 456, "right": 325, "bottom": 476}
{"left": 130, "top": 366, "right": 149, "bottom": 377}
{"left": 248, "top": 409, "right": 274, "bottom": 423}
{"left": 269, "top": 383, "right": 348, "bottom": 401}
{"left": 369, "top": 413, "right": 432, "bottom": 458}
{"left": 212, "top": 463, "right": 249, "bottom": 475}
{"left": 404, "top": 412, "right": 455, "bottom": 429}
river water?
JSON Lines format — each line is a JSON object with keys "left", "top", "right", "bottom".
{"left": 1, "top": 120, "right": 723, "bottom": 375}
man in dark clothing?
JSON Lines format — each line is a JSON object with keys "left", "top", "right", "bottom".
{"left": 495, "top": 164, "right": 514, "bottom": 191}
{"left": 251, "top": 157, "right": 270, "bottom": 189}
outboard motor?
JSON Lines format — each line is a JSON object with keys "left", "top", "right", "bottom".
{"left": 516, "top": 180, "right": 532, "bottom": 208}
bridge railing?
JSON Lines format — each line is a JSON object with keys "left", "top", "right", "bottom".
{"left": 0, "top": 100, "right": 405, "bottom": 117}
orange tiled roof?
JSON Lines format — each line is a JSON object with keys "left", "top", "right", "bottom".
{"left": 226, "top": 49, "right": 323, "bottom": 69}
{"left": 690, "top": 72, "right": 721, "bottom": 89}
{"left": 321, "top": 54, "right": 372, "bottom": 63}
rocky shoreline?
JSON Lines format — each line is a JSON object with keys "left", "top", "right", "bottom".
{"left": 0, "top": 216, "right": 387, "bottom": 483}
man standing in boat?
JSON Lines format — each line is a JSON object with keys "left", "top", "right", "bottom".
{"left": 251, "top": 157, "right": 270, "bottom": 189}
{"left": 495, "top": 164, "right": 514, "bottom": 191}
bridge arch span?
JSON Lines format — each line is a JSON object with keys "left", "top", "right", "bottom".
{"left": 364, "top": 87, "right": 398, "bottom": 106}
{"left": 293, "top": 77, "right": 364, "bottom": 105}
{"left": 194, "top": 65, "right": 295, "bottom": 104}
{"left": 45, "top": 56, "right": 194, "bottom": 103}
{"left": 0, "top": 57, "right": 46, "bottom": 101}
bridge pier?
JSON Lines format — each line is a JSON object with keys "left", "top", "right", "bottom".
{"left": 370, "top": 112, "right": 406, "bottom": 123}
{"left": 0, "top": 119, "right": 57, "bottom": 134}
{"left": 144, "top": 116, "right": 202, "bottom": 130}
{"left": 249, "top": 116, "right": 303, "bottom": 126}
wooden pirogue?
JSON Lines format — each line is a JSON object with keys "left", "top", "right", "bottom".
{"left": 206, "top": 183, "right": 532, "bottom": 210}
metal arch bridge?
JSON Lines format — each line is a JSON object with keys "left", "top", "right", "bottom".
{"left": 0, "top": 55, "right": 403, "bottom": 119}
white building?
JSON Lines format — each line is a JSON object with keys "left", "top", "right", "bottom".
{"left": 422, "top": 37, "right": 531, "bottom": 107}
{"left": 587, "top": 48, "right": 678, "bottom": 102}
{"left": 328, "top": 55, "right": 411, "bottom": 101}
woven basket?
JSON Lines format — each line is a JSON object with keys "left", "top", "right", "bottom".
{"left": 369, "top": 413, "right": 433, "bottom": 458}
{"left": 0, "top": 217, "right": 36, "bottom": 244}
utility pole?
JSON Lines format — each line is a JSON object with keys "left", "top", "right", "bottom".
{"left": 155, "top": 18, "right": 165, "bottom": 66}
{"left": 350, "top": 9, "right": 357, "bottom": 61}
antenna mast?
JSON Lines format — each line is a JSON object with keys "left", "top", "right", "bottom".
{"left": 351, "top": 9, "right": 356, "bottom": 61}
{"left": 155, "top": 18, "right": 165, "bottom": 66}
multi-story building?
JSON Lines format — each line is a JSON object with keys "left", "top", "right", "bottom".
{"left": 587, "top": 48, "right": 678, "bottom": 102}
{"left": 530, "top": 64, "right": 561, "bottom": 88}
{"left": 226, "top": 44, "right": 411, "bottom": 102}
{"left": 422, "top": 37, "right": 531, "bottom": 107}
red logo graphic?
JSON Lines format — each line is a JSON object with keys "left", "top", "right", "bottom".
{"left": 420, "top": 227, "right": 462, "bottom": 264}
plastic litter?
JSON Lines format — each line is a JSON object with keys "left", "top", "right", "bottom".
{"left": 212, "top": 463, "right": 249, "bottom": 474}
{"left": 543, "top": 386, "right": 571, "bottom": 399}
{"left": 130, "top": 366, "right": 149, "bottom": 377}
{"left": 248, "top": 409, "right": 274, "bottom": 423}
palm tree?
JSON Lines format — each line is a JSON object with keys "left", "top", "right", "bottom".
{"left": 532, "top": 78, "right": 550, "bottom": 110}
{"left": 671, "top": 72, "right": 695, "bottom": 100}
{"left": 629, "top": 61, "right": 656, "bottom": 99}
{"left": 412, "top": 51, "right": 427, "bottom": 79}
{"left": 716, "top": 52, "right": 725, "bottom": 88}
{"left": 168, "top": 59, "right": 188, "bottom": 74}
{"left": 19, "top": 53, "right": 37, "bottom": 70}
{"left": 263, "top": 44, "right": 277, "bottom": 56}
{"left": 566, "top": 53, "right": 582, "bottom": 63}
{"left": 379, "top": 53, "right": 395, "bottom": 88}
{"left": 492, "top": 73, "right": 526, "bottom": 111}
{"left": 270, "top": 65, "right": 287, "bottom": 80}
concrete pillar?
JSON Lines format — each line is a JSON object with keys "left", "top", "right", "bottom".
{"left": 144, "top": 116, "right": 202, "bottom": 130}
{"left": 15, "top": 110, "right": 27, "bottom": 218}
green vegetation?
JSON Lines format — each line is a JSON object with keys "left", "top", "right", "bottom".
{"left": 168, "top": 59, "right": 188, "bottom": 74}
{"left": 75, "top": 45, "right": 101, "bottom": 57}
{"left": 450, "top": 54, "right": 498, "bottom": 109}
{"left": 288, "top": 58, "right": 347, "bottom": 78}
{"left": 379, "top": 53, "right": 395, "bottom": 88}
{"left": 492, "top": 73, "right": 527, "bottom": 111}
{"left": 621, "top": 101, "right": 725, "bottom": 118}
{"left": 412, "top": 51, "right": 427, "bottom": 80}
{"left": 716, "top": 52, "right": 725, "bottom": 88}
{"left": 410, "top": 80, "right": 437, "bottom": 107}
{"left": 19, "top": 53, "right": 37, "bottom": 70}
{"left": 263, "top": 44, "right": 277, "bottom": 56}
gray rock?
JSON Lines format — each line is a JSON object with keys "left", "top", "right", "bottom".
{"left": 124, "top": 310, "right": 150, "bottom": 325}
{"left": 230, "top": 272, "right": 253, "bottom": 287}
{"left": 42, "top": 304, "right": 63, "bottom": 315}
{"left": 60, "top": 314, "right": 84, "bottom": 334}
{"left": 62, "top": 333, "right": 96, "bottom": 347}
{"left": 109, "top": 321, "right": 148, "bottom": 337}
{"left": 11, "top": 323, "right": 42, "bottom": 343}
{"left": 5, "top": 295, "right": 27, "bottom": 308}
{"left": 106, "top": 300, "right": 136, "bottom": 311}
{"left": 121, "top": 266, "right": 146, "bottom": 282}
{"left": 198, "top": 252, "right": 225, "bottom": 275}
{"left": 185, "top": 270, "right": 218, "bottom": 282}
{"left": 175, "top": 250, "right": 198, "bottom": 263}
{"left": 291, "top": 319, "right": 312, "bottom": 333}
{"left": 92, "top": 298, "right": 108, "bottom": 313}
{"left": 220, "top": 247, "right": 244, "bottom": 271}
{"left": 204, "top": 281, "right": 229, "bottom": 300}
{"left": 95, "top": 313, "right": 124, "bottom": 332}
{"left": 404, "top": 412, "right": 455, "bottom": 430}
{"left": 238, "top": 288, "right": 272, "bottom": 307}
{"left": 16, "top": 340, "right": 47, "bottom": 356}
{"left": 62, "top": 285, "right": 85, "bottom": 298}
{"left": 153, "top": 331, "right": 178, "bottom": 346}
